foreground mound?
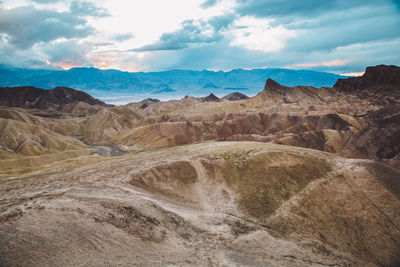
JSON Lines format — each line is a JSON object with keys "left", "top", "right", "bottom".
{"left": 1, "top": 142, "right": 399, "bottom": 266}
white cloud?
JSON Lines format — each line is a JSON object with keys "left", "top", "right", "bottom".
{"left": 229, "top": 16, "right": 296, "bottom": 52}
{"left": 286, "top": 59, "right": 351, "bottom": 69}
{"left": 341, "top": 72, "right": 364, "bottom": 76}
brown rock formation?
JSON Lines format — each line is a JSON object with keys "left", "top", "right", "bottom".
{"left": 222, "top": 92, "right": 249, "bottom": 101}
{"left": 125, "top": 98, "right": 160, "bottom": 110}
{"left": 201, "top": 93, "right": 220, "bottom": 102}
{"left": 0, "top": 86, "right": 108, "bottom": 112}
{"left": 334, "top": 65, "right": 400, "bottom": 92}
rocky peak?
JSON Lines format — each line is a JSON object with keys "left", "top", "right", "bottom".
{"left": 334, "top": 65, "right": 400, "bottom": 92}
{"left": 363, "top": 65, "right": 400, "bottom": 85}
{"left": 222, "top": 92, "right": 249, "bottom": 101}
{"left": 0, "top": 86, "right": 108, "bottom": 110}
{"left": 265, "top": 78, "right": 280, "bottom": 89}
{"left": 263, "top": 78, "right": 290, "bottom": 93}
{"left": 125, "top": 98, "right": 160, "bottom": 110}
{"left": 201, "top": 93, "right": 220, "bottom": 102}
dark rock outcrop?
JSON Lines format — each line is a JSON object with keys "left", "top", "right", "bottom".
{"left": 201, "top": 93, "right": 220, "bottom": 102}
{"left": 126, "top": 98, "right": 160, "bottom": 110}
{"left": 334, "top": 65, "right": 400, "bottom": 106}
{"left": 222, "top": 92, "right": 249, "bottom": 101}
{"left": 334, "top": 65, "right": 400, "bottom": 93}
{"left": 264, "top": 78, "right": 289, "bottom": 92}
{"left": 0, "top": 86, "right": 108, "bottom": 110}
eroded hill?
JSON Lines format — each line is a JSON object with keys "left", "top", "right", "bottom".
{"left": 1, "top": 65, "right": 400, "bottom": 175}
{"left": 76, "top": 66, "right": 399, "bottom": 164}
{"left": 0, "top": 142, "right": 399, "bottom": 266}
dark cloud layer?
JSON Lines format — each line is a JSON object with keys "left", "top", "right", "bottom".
{"left": 200, "top": 0, "right": 219, "bottom": 9}
{"left": 0, "top": 1, "right": 108, "bottom": 49}
{"left": 234, "top": 0, "right": 400, "bottom": 52}
{"left": 235, "top": 0, "right": 383, "bottom": 19}
{"left": 208, "top": 13, "right": 236, "bottom": 31}
{"left": 130, "top": 19, "right": 226, "bottom": 52}
{"left": 69, "top": 0, "right": 109, "bottom": 17}
{"left": 285, "top": 5, "right": 400, "bottom": 52}
{"left": 139, "top": 0, "right": 400, "bottom": 72}
{"left": 0, "top": 0, "right": 111, "bottom": 69}
{"left": 113, "top": 33, "right": 134, "bottom": 42}
{"left": 136, "top": 0, "right": 399, "bottom": 54}
{"left": 0, "top": 6, "right": 92, "bottom": 49}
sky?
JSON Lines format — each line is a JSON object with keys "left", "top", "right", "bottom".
{"left": 0, "top": 0, "right": 399, "bottom": 75}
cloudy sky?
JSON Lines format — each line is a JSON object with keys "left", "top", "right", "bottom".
{"left": 0, "top": 0, "right": 399, "bottom": 74}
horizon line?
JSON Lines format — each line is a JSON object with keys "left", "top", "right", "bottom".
{"left": 0, "top": 64, "right": 366, "bottom": 76}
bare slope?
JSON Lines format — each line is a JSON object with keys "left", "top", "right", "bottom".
{"left": 0, "top": 108, "right": 97, "bottom": 177}
{"left": 0, "top": 142, "right": 399, "bottom": 266}
{"left": 80, "top": 71, "right": 398, "bottom": 161}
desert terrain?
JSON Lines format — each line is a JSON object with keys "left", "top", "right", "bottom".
{"left": 0, "top": 65, "right": 399, "bottom": 266}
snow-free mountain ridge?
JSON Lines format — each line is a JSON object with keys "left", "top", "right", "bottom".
{"left": 0, "top": 66, "right": 345, "bottom": 104}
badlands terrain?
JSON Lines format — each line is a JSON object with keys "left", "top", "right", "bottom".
{"left": 0, "top": 65, "right": 399, "bottom": 266}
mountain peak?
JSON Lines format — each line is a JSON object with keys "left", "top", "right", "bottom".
{"left": 201, "top": 93, "right": 220, "bottom": 102}
{"left": 264, "top": 78, "right": 288, "bottom": 92}
{"left": 222, "top": 92, "right": 249, "bottom": 101}
{"left": 265, "top": 78, "right": 280, "bottom": 87}
{"left": 0, "top": 85, "right": 107, "bottom": 111}
{"left": 334, "top": 64, "right": 400, "bottom": 92}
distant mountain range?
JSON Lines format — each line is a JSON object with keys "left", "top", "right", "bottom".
{"left": 0, "top": 66, "right": 346, "bottom": 104}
